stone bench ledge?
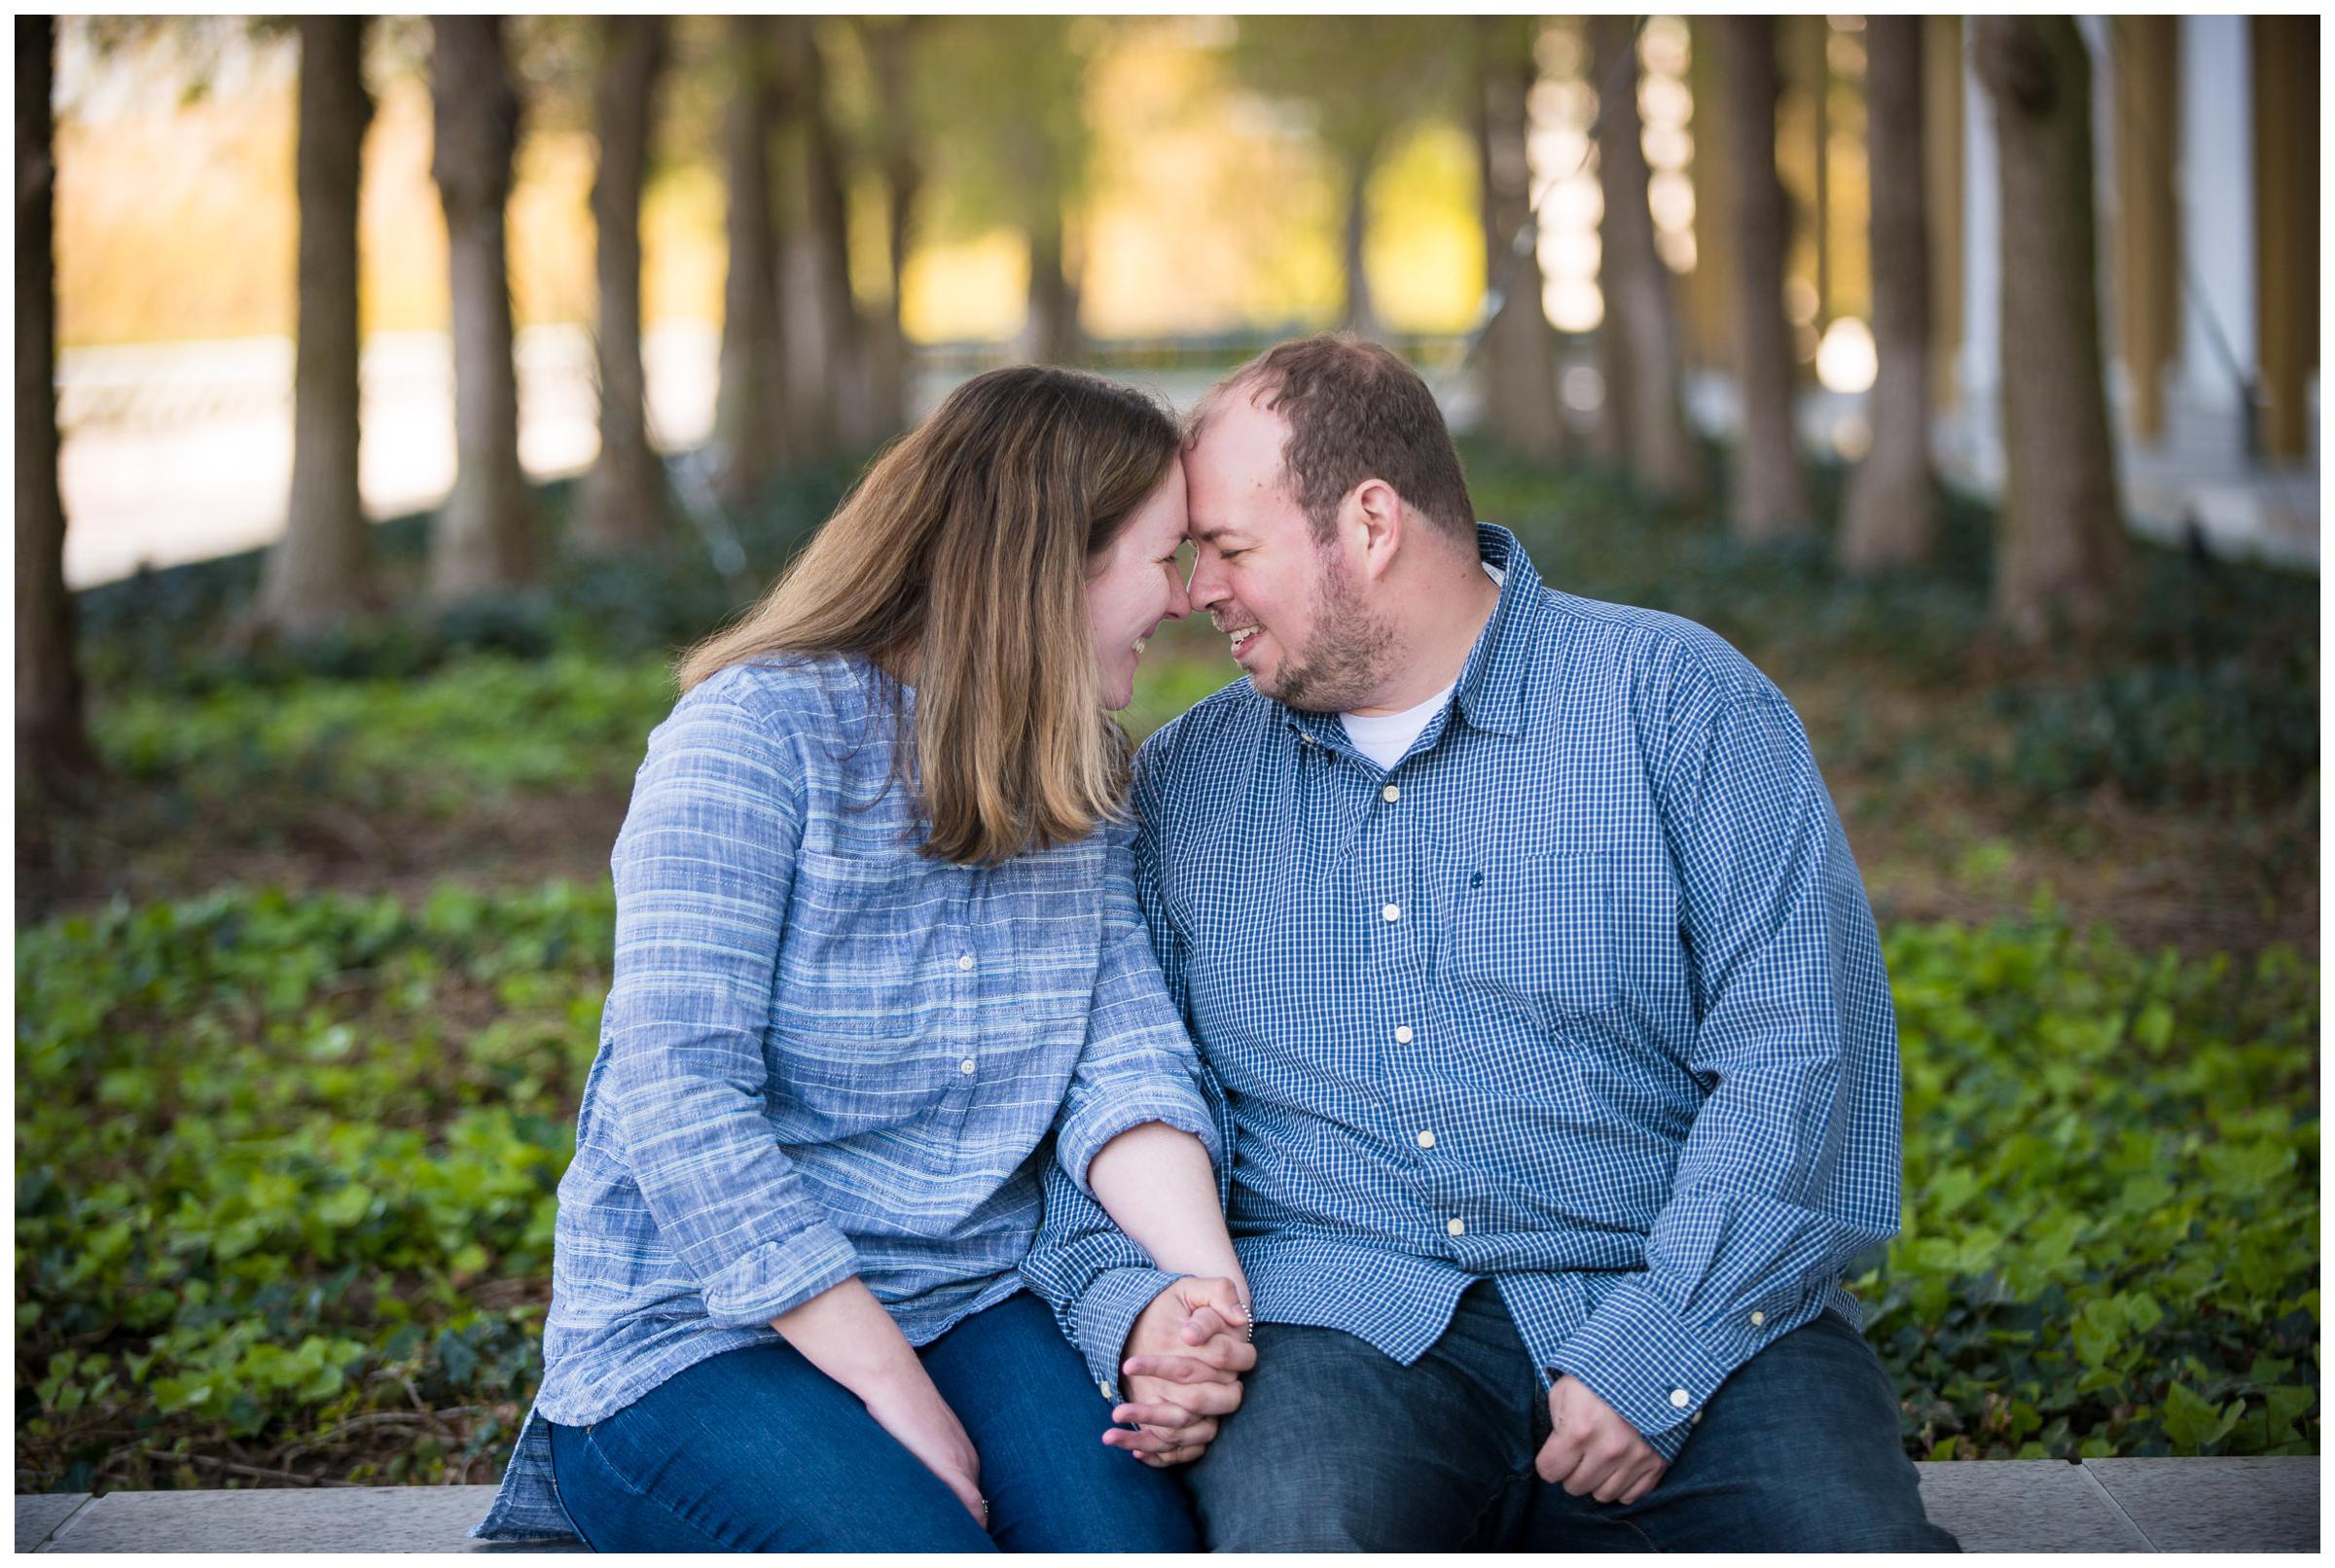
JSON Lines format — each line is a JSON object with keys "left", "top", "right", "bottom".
{"left": 20, "top": 1456, "right": 2319, "bottom": 1552}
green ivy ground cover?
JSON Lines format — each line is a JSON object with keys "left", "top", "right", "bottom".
{"left": 15, "top": 883, "right": 2317, "bottom": 1492}
{"left": 93, "top": 652, "right": 677, "bottom": 817}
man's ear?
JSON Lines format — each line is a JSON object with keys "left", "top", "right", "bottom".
{"left": 1347, "top": 479, "right": 1404, "bottom": 580}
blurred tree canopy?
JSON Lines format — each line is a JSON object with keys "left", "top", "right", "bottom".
{"left": 1222, "top": 16, "right": 1463, "bottom": 336}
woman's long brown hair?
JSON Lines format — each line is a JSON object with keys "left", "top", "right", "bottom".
{"left": 676, "top": 366, "right": 1179, "bottom": 865}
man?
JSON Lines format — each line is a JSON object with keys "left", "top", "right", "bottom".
{"left": 1024, "top": 335, "right": 1957, "bottom": 1550}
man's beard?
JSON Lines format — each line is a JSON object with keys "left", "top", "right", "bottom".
{"left": 1257, "top": 550, "right": 1397, "bottom": 714}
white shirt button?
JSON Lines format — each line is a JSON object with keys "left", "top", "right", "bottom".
{"left": 1669, "top": 1388, "right": 1691, "bottom": 1408}
{"left": 1098, "top": 1379, "right": 1113, "bottom": 1399}
{"left": 956, "top": 954, "right": 974, "bottom": 971}
{"left": 1446, "top": 1217, "right": 1465, "bottom": 1236}
{"left": 1381, "top": 784, "right": 1400, "bottom": 802}
{"left": 1394, "top": 1025, "right": 1415, "bottom": 1044}
{"left": 1382, "top": 903, "right": 1402, "bottom": 922}
{"left": 1692, "top": 1409, "right": 1705, "bottom": 1426}
{"left": 1417, "top": 1130, "right": 1435, "bottom": 1149}
{"left": 1749, "top": 1310, "right": 1765, "bottom": 1327}
{"left": 959, "top": 1058, "right": 977, "bottom": 1074}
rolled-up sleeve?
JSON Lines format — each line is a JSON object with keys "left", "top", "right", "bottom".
{"left": 598, "top": 680, "right": 859, "bottom": 1328}
{"left": 1051, "top": 823, "right": 1222, "bottom": 1193}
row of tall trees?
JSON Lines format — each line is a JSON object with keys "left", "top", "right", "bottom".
{"left": 1518, "top": 16, "right": 2123, "bottom": 640}
{"left": 18, "top": 16, "right": 2139, "bottom": 790}
{"left": 1224, "top": 14, "right": 2130, "bottom": 647}
{"left": 18, "top": 14, "right": 1092, "bottom": 784}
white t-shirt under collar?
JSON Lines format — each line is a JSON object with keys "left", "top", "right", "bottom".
{"left": 1340, "top": 682, "right": 1456, "bottom": 769}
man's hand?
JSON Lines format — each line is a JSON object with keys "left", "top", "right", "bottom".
{"left": 1535, "top": 1373, "right": 1667, "bottom": 1506}
{"left": 1103, "top": 1275, "right": 1255, "bottom": 1467}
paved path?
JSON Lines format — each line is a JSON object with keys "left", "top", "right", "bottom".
{"left": 17, "top": 1457, "right": 2318, "bottom": 1552}
{"left": 54, "top": 331, "right": 2316, "bottom": 590}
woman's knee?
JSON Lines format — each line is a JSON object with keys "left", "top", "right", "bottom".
{"left": 994, "top": 1457, "right": 1199, "bottom": 1552}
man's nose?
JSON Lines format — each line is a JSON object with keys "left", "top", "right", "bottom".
{"left": 1188, "top": 551, "right": 1227, "bottom": 613}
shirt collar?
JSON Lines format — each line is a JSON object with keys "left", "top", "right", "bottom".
{"left": 1450, "top": 524, "right": 1539, "bottom": 739}
{"left": 1270, "top": 522, "right": 1542, "bottom": 746}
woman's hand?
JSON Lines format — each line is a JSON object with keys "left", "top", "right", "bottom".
{"left": 862, "top": 1372, "right": 988, "bottom": 1528}
{"left": 769, "top": 1278, "right": 988, "bottom": 1529}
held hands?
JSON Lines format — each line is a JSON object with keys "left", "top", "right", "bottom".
{"left": 1535, "top": 1374, "right": 1668, "bottom": 1506}
{"left": 1103, "top": 1275, "right": 1256, "bottom": 1467}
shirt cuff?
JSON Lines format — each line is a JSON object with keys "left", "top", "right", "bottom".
{"left": 698, "top": 1220, "right": 861, "bottom": 1328}
{"left": 1054, "top": 1084, "right": 1223, "bottom": 1198}
{"left": 1549, "top": 1278, "right": 1741, "bottom": 1459}
{"left": 1065, "top": 1265, "right": 1183, "bottom": 1399}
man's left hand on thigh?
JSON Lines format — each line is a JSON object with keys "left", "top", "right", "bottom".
{"left": 1536, "top": 1374, "right": 1668, "bottom": 1505}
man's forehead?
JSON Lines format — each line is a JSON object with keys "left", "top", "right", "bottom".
{"left": 1192, "top": 383, "right": 1287, "bottom": 450}
{"left": 1186, "top": 397, "right": 1288, "bottom": 495}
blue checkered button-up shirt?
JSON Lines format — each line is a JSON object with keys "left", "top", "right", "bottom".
{"left": 1022, "top": 525, "right": 1900, "bottom": 1461}
{"left": 475, "top": 656, "right": 1219, "bottom": 1541}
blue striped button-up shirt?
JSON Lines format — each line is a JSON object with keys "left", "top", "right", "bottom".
{"left": 1022, "top": 525, "right": 1900, "bottom": 1461}
{"left": 476, "top": 656, "right": 1219, "bottom": 1541}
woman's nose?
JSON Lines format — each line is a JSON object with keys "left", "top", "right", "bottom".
{"left": 1162, "top": 576, "right": 1192, "bottom": 622}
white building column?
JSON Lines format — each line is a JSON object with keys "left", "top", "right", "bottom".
{"left": 2168, "top": 14, "right": 2257, "bottom": 464}
{"left": 1947, "top": 26, "right": 2003, "bottom": 492}
{"left": 2076, "top": 17, "right": 2126, "bottom": 434}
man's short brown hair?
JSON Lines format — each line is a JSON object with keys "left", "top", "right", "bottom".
{"left": 1187, "top": 333, "right": 1478, "bottom": 546}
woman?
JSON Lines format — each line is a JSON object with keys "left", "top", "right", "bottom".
{"left": 472, "top": 368, "right": 1246, "bottom": 1551}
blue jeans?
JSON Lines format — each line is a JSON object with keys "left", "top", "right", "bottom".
{"left": 1186, "top": 1281, "right": 1959, "bottom": 1551}
{"left": 546, "top": 1292, "right": 1198, "bottom": 1551}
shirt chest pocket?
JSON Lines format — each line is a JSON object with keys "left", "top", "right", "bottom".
{"left": 1438, "top": 849, "right": 1622, "bottom": 1030}
{"left": 763, "top": 1023, "right": 961, "bottom": 1135}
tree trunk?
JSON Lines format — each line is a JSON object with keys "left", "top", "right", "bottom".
{"left": 868, "top": 162, "right": 915, "bottom": 411}
{"left": 428, "top": 16, "right": 536, "bottom": 602}
{"left": 712, "top": 16, "right": 788, "bottom": 510}
{"left": 16, "top": 15, "right": 93, "bottom": 788}
{"left": 576, "top": 15, "right": 669, "bottom": 555}
{"left": 1974, "top": 17, "right": 2128, "bottom": 642}
{"left": 1679, "top": 18, "right": 1735, "bottom": 374}
{"left": 1339, "top": 153, "right": 1382, "bottom": 339}
{"left": 1474, "top": 16, "right": 1564, "bottom": 460}
{"left": 1591, "top": 15, "right": 1701, "bottom": 501}
{"left": 1024, "top": 209, "right": 1084, "bottom": 365}
{"left": 1719, "top": 18, "right": 1812, "bottom": 539}
{"left": 862, "top": 18, "right": 916, "bottom": 433}
{"left": 1840, "top": 15, "right": 1938, "bottom": 572}
{"left": 259, "top": 16, "right": 376, "bottom": 635}
{"left": 799, "top": 22, "right": 873, "bottom": 450}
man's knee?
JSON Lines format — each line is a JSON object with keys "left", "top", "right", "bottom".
{"left": 1183, "top": 1366, "right": 1485, "bottom": 1549}
{"left": 1181, "top": 1315, "right": 1526, "bottom": 1551}
{"left": 1190, "top": 1459, "right": 1412, "bottom": 1552}
{"left": 1654, "top": 1315, "right": 1958, "bottom": 1551}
